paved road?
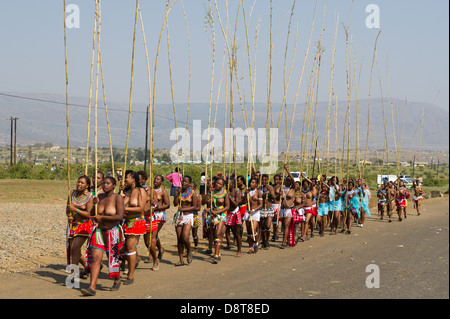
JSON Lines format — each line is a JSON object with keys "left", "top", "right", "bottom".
{"left": 1, "top": 197, "right": 448, "bottom": 300}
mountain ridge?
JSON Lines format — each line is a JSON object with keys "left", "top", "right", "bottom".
{"left": 0, "top": 91, "right": 448, "bottom": 152}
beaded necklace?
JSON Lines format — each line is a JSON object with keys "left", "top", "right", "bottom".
{"left": 180, "top": 188, "right": 194, "bottom": 201}
{"left": 301, "top": 188, "right": 310, "bottom": 194}
{"left": 212, "top": 188, "right": 227, "bottom": 209}
{"left": 250, "top": 188, "right": 260, "bottom": 197}
{"left": 72, "top": 190, "right": 92, "bottom": 206}
{"left": 260, "top": 186, "right": 272, "bottom": 198}
{"left": 212, "top": 188, "right": 227, "bottom": 199}
{"left": 154, "top": 186, "right": 162, "bottom": 193}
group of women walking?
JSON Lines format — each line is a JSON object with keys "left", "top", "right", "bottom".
{"left": 65, "top": 167, "right": 420, "bottom": 296}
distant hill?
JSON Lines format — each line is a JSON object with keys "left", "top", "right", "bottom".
{"left": 0, "top": 92, "right": 448, "bottom": 152}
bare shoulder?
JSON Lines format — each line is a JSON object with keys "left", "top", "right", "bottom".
{"left": 114, "top": 193, "right": 124, "bottom": 202}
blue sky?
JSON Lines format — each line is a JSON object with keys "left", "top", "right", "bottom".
{"left": 0, "top": 0, "right": 448, "bottom": 111}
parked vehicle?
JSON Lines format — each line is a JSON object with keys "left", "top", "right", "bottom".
{"left": 399, "top": 175, "right": 414, "bottom": 187}
{"left": 377, "top": 175, "right": 398, "bottom": 186}
{"left": 377, "top": 174, "right": 416, "bottom": 188}
{"left": 290, "top": 172, "right": 307, "bottom": 183}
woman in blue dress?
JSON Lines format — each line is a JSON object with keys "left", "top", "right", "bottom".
{"left": 360, "top": 183, "right": 372, "bottom": 227}
{"left": 329, "top": 176, "right": 343, "bottom": 235}
{"left": 344, "top": 180, "right": 360, "bottom": 235}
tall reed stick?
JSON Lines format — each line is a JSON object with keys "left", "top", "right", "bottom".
{"left": 324, "top": 14, "right": 339, "bottom": 175}
{"left": 165, "top": 0, "right": 181, "bottom": 179}
{"left": 94, "top": 0, "right": 102, "bottom": 214}
{"left": 228, "top": 0, "right": 240, "bottom": 179}
{"left": 354, "top": 44, "right": 363, "bottom": 178}
{"left": 287, "top": 0, "right": 318, "bottom": 173}
{"left": 241, "top": 0, "right": 258, "bottom": 241}
{"left": 241, "top": 0, "right": 260, "bottom": 179}
{"left": 376, "top": 59, "right": 388, "bottom": 172}
{"left": 334, "top": 94, "right": 338, "bottom": 176}
{"left": 309, "top": 11, "right": 325, "bottom": 176}
{"left": 85, "top": 0, "right": 98, "bottom": 176}
{"left": 180, "top": 0, "right": 191, "bottom": 175}
{"left": 210, "top": 50, "right": 227, "bottom": 183}
{"left": 265, "top": 0, "right": 273, "bottom": 173}
{"left": 363, "top": 30, "right": 381, "bottom": 176}
{"left": 223, "top": 60, "right": 228, "bottom": 174}
{"left": 144, "top": 0, "right": 177, "bottom": 257}
{"left": 300, "top": 51, "right": 318, "bottom": 175}
{"left": 205, "top": 0, "right": 216, "bottom": 180}
{"left": 64, "top": 0, "right": 70, "bottom": 196}
{"left": 343, "top": 23, "right": 352, "bottom": 183}
{"left": 98, "top": 51, "right": 115, "bottom": 180}
{"left": 304, "top": 48, "right": 320, "bottom": 176}
{"left": 282, "top": 0, "right": 296, "bottom": 167}
{"left": 121, "top": 0, "right": 139, "bottom": 194}
{"left": 135, "top": 2, "right": 155, "bottom": 258}
{"left": 151, "top": 0, "right": 178, "bottom": 190}
{"left": 137, "top": 4, "right": 153, "bottom": 181}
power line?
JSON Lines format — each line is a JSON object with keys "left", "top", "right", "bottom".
{"left": 0, "top": 91, "right": 188, "bottom": 125}
{"left": 0, "top": 91, "right": 300, "bottom": 145}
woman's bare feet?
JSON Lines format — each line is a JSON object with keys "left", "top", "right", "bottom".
{"left": 152, "top": 258, "right": 159, "bottom": 271}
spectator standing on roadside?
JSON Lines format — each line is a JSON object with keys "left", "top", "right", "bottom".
{"left": 200, "top": 172, "right": 206, "bottom": 195}
{"left": 167, "top": 168, "right": 182, "bottom": 197}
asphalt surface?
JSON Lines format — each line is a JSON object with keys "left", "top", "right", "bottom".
{"left": 0, "top": 197, "right": 448, "bottom": 300}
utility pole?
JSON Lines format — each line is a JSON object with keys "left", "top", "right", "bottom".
{"left": 9, "top": 117, "right": 18, "bottom": 166}
{"left": 437, "top": 159, "right": 440, "bottom": 178}
{"left": 10, "top": 117, "right": 13, "bottom": 167}
{"left": 14, "top": 117, "right": 17, "bottom": 165}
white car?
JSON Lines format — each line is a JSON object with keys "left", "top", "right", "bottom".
{"left": 289, "top": 172, "right": 307, "bottom": 183}
{"left": 400, "top": 176, "right": 415, "bottom": 188}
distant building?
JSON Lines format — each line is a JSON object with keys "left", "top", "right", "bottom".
{"left": 400, "top": 162, "right": 410, "bottom": 167}
{"left": 386, "top": 162, "right": 396, "bottom": 166}
{"left": 415, "top": 162, "right": 428, "bottom": 167}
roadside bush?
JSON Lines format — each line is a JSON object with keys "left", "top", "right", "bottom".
{"left": 4, "top": 163, "right": 33, "bottom": 179}
{"left": 423, "top": 178, "right": 449, "bottom": 188}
